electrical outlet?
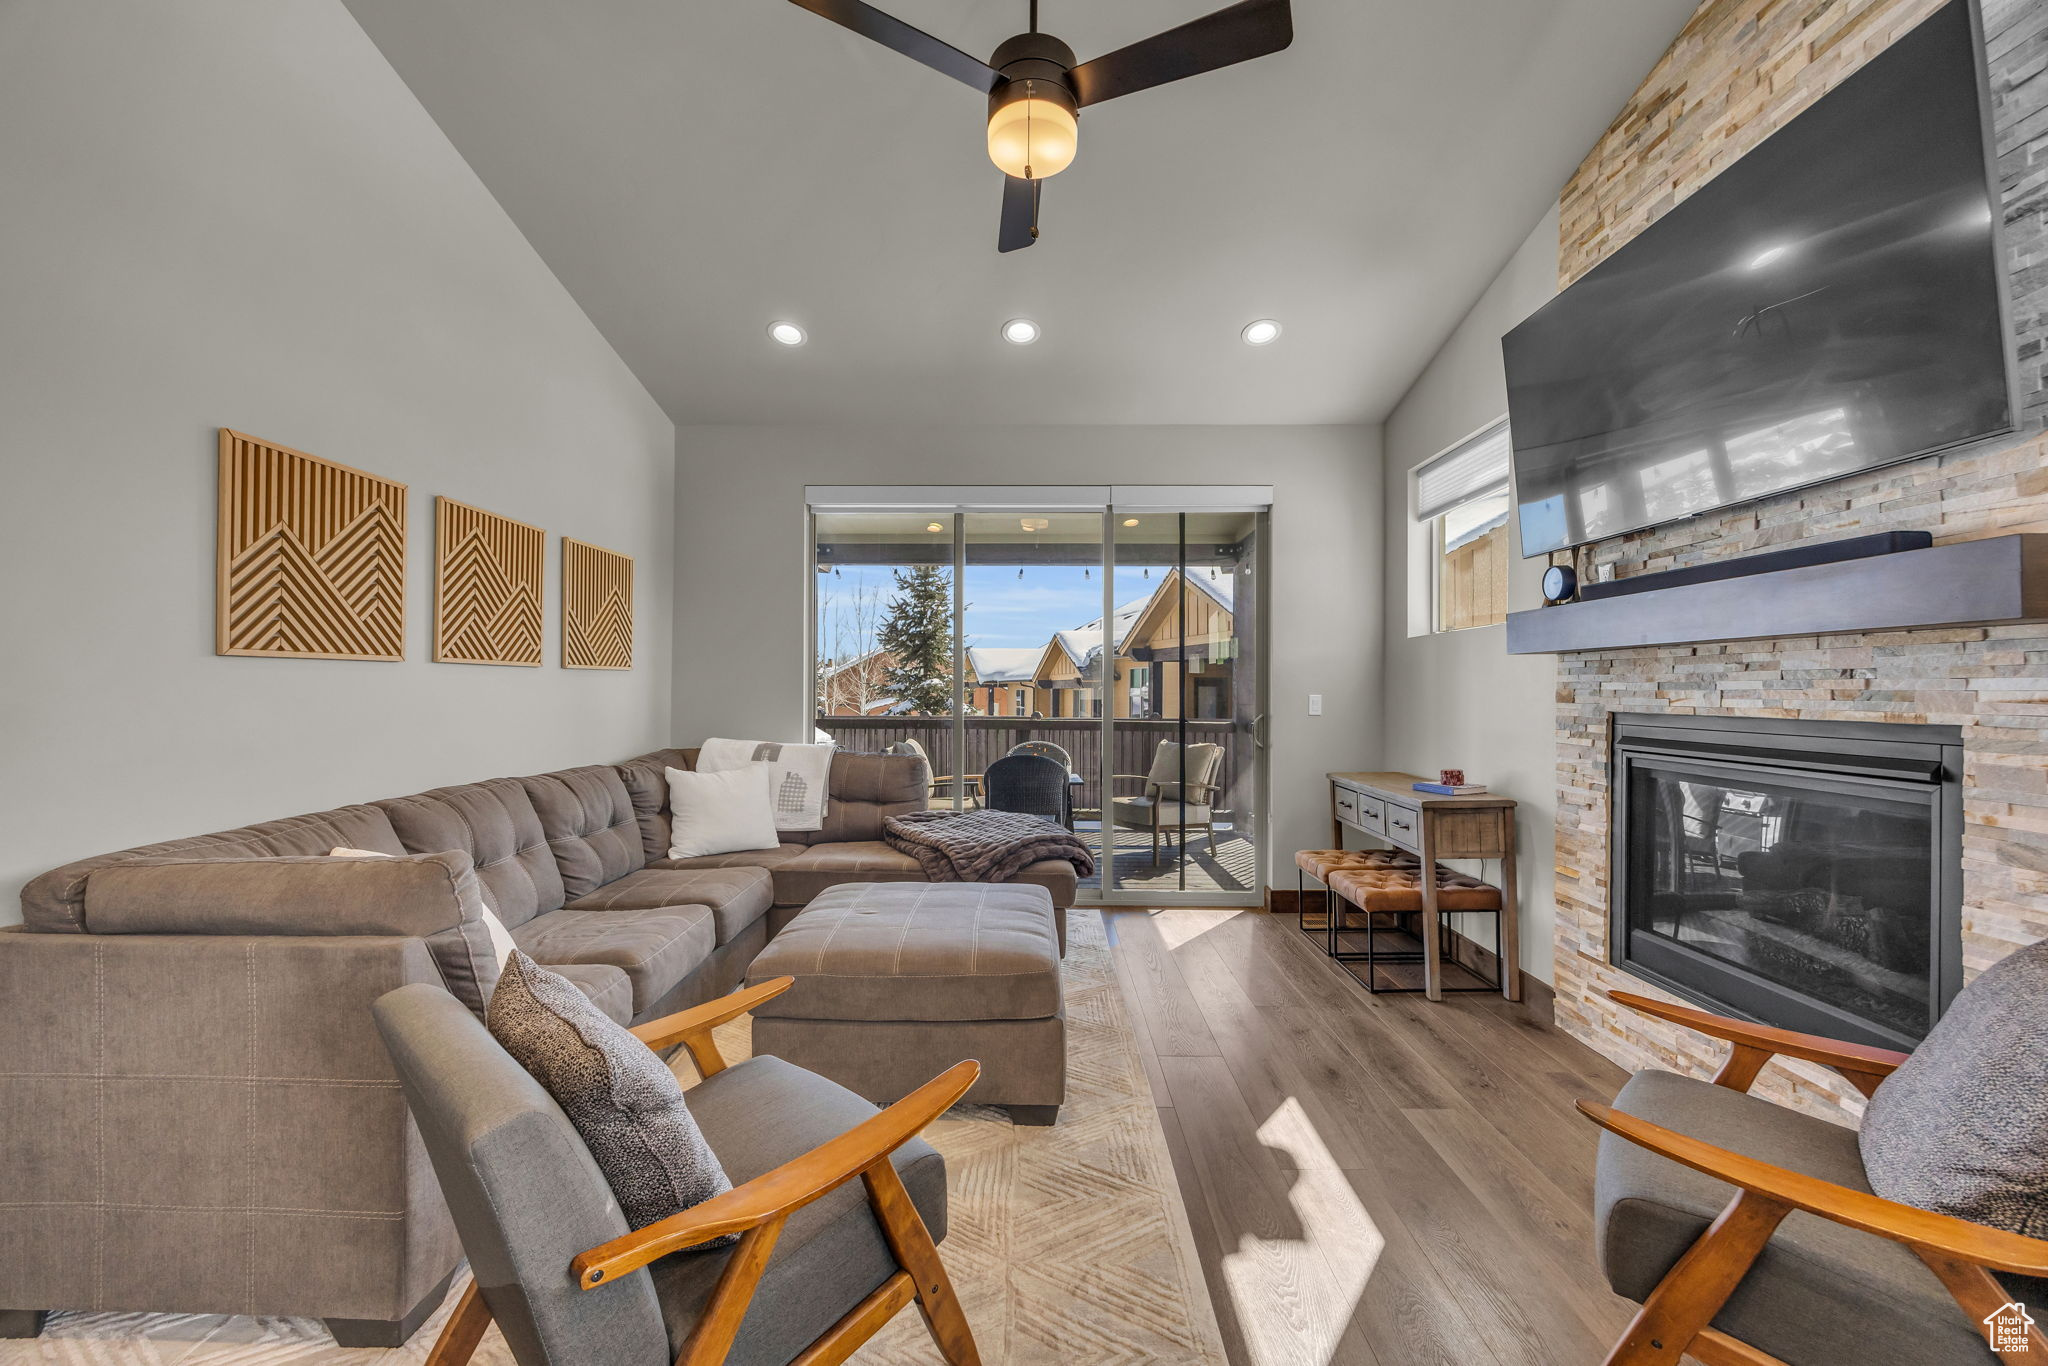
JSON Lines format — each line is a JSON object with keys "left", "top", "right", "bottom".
{"left": 1308, "top": 693, "right": 1323, "bottom": 716}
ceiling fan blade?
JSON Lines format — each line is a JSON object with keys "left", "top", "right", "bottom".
{"left": 999, "top": 175, "right": 1038, "bottom": 252}
{"left": 1068, "top": 0, "right": 1292, "bottom": 107}
{"left": 785, "top": 0, "right": 1004, "bottom": 92}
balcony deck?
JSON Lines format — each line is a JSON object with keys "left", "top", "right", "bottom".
{"left": 818, "top": 715, "right": 1258, "bottom": 898}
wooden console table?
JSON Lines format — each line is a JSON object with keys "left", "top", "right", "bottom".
{"left": 1327, "top": 772, "right": 1520, "bottom": 1002}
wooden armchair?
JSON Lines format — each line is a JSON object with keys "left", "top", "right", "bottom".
{"left": 1581, "top": 989, "right": 2048, "bottom": 1366}
{"left": 373, "top": 977, "right": 982, "bottom": 1366}
{"left": 1110, "top": 741, "right": 1223, "bottom": 862}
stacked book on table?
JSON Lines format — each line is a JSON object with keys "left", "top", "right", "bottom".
{"left": 1412, "top": 780, "right": 1487, "bottom": 796}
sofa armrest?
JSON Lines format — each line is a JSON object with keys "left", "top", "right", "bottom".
{"left": 80, "top": 851, "right": 502, "bottom": 1014}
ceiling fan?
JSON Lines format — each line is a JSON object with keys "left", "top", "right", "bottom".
{"left": 785, "top": 0, "right": 1293, "bottom": 251}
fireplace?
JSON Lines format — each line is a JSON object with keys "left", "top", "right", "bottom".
{"left": 1610, "top": 713, "right": 1963, "bottom": 1051}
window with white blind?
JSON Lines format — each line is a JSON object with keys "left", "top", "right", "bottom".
{"left": 1414, "top": 420, "right": 1513, "bottom": 633}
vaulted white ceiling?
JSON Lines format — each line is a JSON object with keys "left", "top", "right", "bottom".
{"left": 342, "top": 0, "right": 1694, "bottom": 426}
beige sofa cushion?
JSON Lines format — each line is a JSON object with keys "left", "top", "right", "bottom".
{"left": 651, "top": 843, "right": 806, "bottom": 875}
{"left": 789, "top": 753, "right": 926, "bottom": 847}
{"left": 567, "top": 867, "right": 774, "bottom": 946}
{"left": 547, "top": 963, "right": 636, "bottom": 1026}
{"left": 512, "top": 906, "right": 716, "bottom": 1019}
{"left": 376, "top": 778, "right": 563, "bottom": 928}
{"left": 614, "top": 747, "right": 699, "bottom": 862}
{"left": 519, "top": 765, "right": 646, "bottom": 900}
{"left": 747, "top": 883, "right": 1060, "bottom": 1022}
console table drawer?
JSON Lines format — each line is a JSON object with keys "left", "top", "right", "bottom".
{"left": 1382, "top": 803, "right": 1422, "bottom": 852}
{"left": 1334, "top": 784, "right": 1386, "bottom": 836}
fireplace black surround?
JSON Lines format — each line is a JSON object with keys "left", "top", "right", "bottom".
{"left": 1610, "top": 713, "right": 1963, "bottom": 1051}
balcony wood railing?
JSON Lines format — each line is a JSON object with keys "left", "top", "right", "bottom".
{"left": 815, "top": 715, "right": 1242, "bottom": 817}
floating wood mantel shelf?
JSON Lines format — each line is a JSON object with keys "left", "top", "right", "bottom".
{"left": 1506, "top": 534, "right": 2048, "bottom": 655}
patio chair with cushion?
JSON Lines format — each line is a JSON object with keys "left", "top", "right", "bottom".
{"left": 886, "top": 738, "right": 981, "bottom": 810}
{"left": 1110, "top": 741, "right": 1222, "bottom": 864}
{"left": 372, "top": 976, "right": 982, "bottom": 1366}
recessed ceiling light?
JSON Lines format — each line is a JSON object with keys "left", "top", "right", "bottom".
{"left": 1002, "top": 318, "right": 1041, "bottom": 345}
{"left": 1241, "top": 319, "right": 1282, "bottom": 346}
{"left": 1020, "top": 517, "right": 1050, "bottom": 532}
{"left": 1746, "top": 246, "right": 1790, "bottom": 270}
{"left": 925, "top": 521, "right": 945, "bottom": 533}
{"left": 768, "top": 320, "right": 806, "bottom": 346}
{"left": 1122, "top": 518, "right": 1140, "bottom": 527}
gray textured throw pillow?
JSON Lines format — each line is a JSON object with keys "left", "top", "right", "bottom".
{"left": 487, "top": 951, "right": 737, "bottom": 1245}
{"left": 1860, "top": 937, "right": 2048, "bottom": 1239}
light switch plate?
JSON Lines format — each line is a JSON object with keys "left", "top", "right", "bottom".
{"left": 1308, "top": 693, "right": 1323, "bottom": 716}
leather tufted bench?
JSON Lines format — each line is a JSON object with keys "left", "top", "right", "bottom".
{"left": 1292, "top": 846, "right": 1419, "bottom": 883}
{"left": 1326, "top": 862, "right": 1503, "bottom": 915}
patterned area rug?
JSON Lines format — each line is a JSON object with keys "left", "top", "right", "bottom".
{"left": 19, "top": 909, "right": 1224, "bottom": 1366}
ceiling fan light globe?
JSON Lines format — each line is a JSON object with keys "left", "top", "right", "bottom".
{"left": 986, "top": 98, "right": 1078, "bottom": 180}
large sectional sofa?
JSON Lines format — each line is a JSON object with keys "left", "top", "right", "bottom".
{"left": 0, "top": 746, "right": 1074, "bottom": 1345}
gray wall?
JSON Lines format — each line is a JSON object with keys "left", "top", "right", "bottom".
{"left": 672, "top": 425, "right": 1382, "bottom": 892}
{"left": 0, "top": 1, "right": 676, "bottom": 922}
{"left": 1379, "top": 206, "right": 1563, "bottom": 981}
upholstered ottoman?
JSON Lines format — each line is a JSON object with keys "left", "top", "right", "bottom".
{"left": 743, "top": 882, "right": 1066, "bottom": 1125}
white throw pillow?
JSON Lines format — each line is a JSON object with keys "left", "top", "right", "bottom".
{"left": 330, "top": 846, "right": 515, "bottom": 968}
{"left": 665, "top": 764, "right": 782, "bottom": 860}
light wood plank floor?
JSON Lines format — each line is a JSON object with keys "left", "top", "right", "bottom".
{"left": 1104, "top": 907, "right": 1638, "bottom": 1366}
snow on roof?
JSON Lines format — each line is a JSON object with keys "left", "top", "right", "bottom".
{"left": 965, "top": 646, "right": 1041, "bottom": 684}
{"left": 1185, "top": 569, "right": 1235, "bottom": 611}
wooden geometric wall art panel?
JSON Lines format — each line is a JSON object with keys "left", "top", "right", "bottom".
{"left": 216, "top": 429, "right": 407, "bottom": 661}
{"left": 433, "top": 497, "right": 544, "bottom": 666}
{"left": 562, "top": 537, "right": 633, "bottom": 670}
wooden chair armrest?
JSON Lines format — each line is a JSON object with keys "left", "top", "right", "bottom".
{"left": 1605, "top": 989, "right": 1908, "bottom": 1095}
{"left": 631, "top": 977, "right": 794, "bottom": 1077}
{"left": 571, "top": 1059, "right": 980, "bottom": 1288}
{"left": 1576, "top": 1100, "right": 2048, "bottom": 1277}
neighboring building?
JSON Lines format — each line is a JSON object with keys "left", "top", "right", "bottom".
{"left": 816, "top": 649, "right": 895, "bottom": 715}
{"left": 964, "top": 646, "right": 1042, "bottom": 716}
{"left": 1118, "top": 569, "right": 1238, "bottom": 720}
{"left": 1021, "top": 571, "right": 1238, "bottom": 721}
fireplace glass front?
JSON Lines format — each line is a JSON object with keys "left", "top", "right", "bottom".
{"left": 1611, "top": 715, "right": 1962, "bottom": 1050}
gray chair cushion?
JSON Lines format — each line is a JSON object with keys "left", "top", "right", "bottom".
{"left": 1598, "top": 1068, "right": 2001, "bottom": 1365}
{"left": 747, "top": 882, "right": 1061, "bottom": 1022}
{"left": 652, "top": 1054, "right": 946, "bottom": 1366}
{"left": 568, "top": 867, "right": 774, "bottom": 946}
{"left": 487, "top": 953, "right": 734, "bottom": 1240}
{"left": 1862, "top": 937, "right": 2048, "bottom": 1239}
{"left": 513, "top": 905, "right": 716, "bottom": 1018}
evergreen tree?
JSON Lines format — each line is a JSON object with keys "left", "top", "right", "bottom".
{"left": 877, "top": 565, "right": 955, "bottom": 714}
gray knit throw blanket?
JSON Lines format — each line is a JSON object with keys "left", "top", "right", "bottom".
{"left": 884, "top": 808, "right": 1097, "bottom": 883}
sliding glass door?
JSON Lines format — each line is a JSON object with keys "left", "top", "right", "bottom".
{"left": 811, "top": 492, "right": 1266, "bottom": 906}
{"left": 1104, "top": 510, "right": 1262, "bottom": 898}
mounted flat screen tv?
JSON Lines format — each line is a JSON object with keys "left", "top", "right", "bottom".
{"left": 1504, "top": 0, "right": 2013, "bottom": 558}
